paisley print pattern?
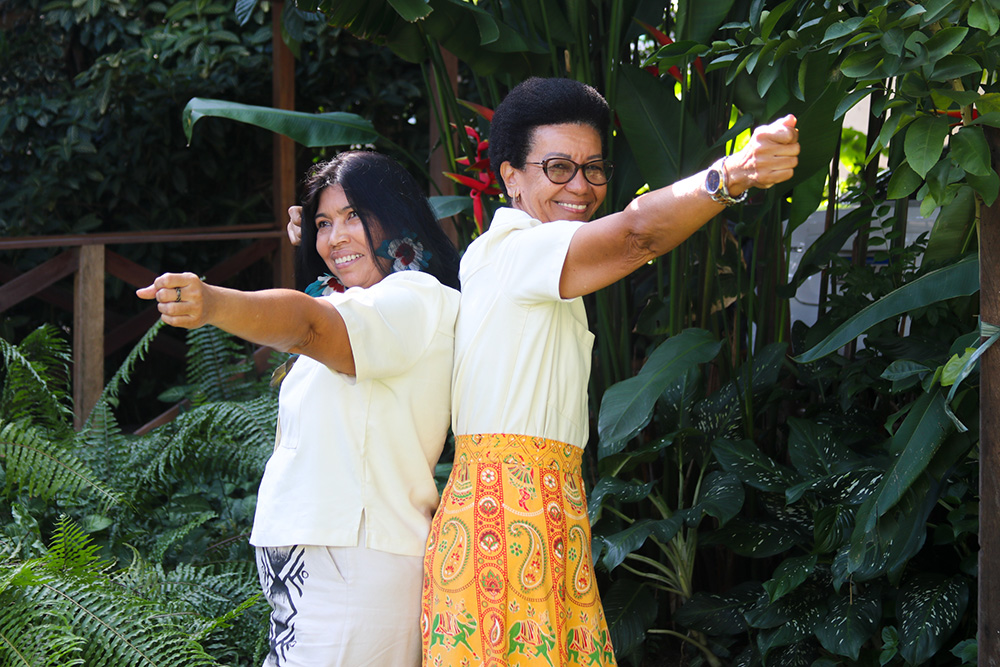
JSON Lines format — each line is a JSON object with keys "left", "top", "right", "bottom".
{"left": 421, "top": 434, "right": 617, "bottom": 666}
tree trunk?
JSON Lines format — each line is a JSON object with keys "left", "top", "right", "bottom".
{"left": 979, "top": 124, "right": 1000, "bottom": 666}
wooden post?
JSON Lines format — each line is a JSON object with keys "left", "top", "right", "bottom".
{"left": 73, "top": 245, "right": 104, "bottom": 429}
{"left": 980, "top": 124, "right": 1000, "bottom": 666}
{"left": 272, "top": 1, "right": 296, "bottom": 288}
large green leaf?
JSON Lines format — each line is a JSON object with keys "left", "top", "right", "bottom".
{"left": 603, "top": 578, "right": 658, "bottom": 657}
{"left": 587, "top": 477, "right": 655, "bottom": 524}
{"left": 676, "top": 0, "right": 737, "bottom": 43}
{"left": 898, "top": 574, "right": 969, "bottom": 664}
{"left": 745, "top": 585, "right": 826, "bottom": 639}
{"left": 794, "top": 254, "right": 980, "bottom": 363}
{"left": 785, "top": 467, "right": 883, "bottom": 505}
{"left": 930, "top": 54, "right": 984, "bottom": 81}
{"left": 597, "top": 328, "right": 721, "bottom": 458}
{"left": 182, "top": 98, "right": 378, "bottom": 147}
{"left": 924, "top": 186, "right": 977, "bottom": 265}
{"left": 969, "top": 0, "right": 1000, "bottom": 33}
{"left": 950, "top": 125, "right": 993, "bottom": 176}
{"left": 786, "top": 417, "right": 860, "bottom": 479}
{"left": 674, "top": 581, "right": 761, "bottom": 635}
{"left": 386, "top": 0, "right": 432, "bottom": 22}
{"left": 815, "top": 586, "right": 882, "bottom": 660}
{"left": 761, "top": 554, "right": 817, "bottom": 603}
{"left": 693, "top": 342, "right": 788, "bottom": 440}
{"left": 813, "top": 503, "right": 855, "bottom": 552}
{"left": 842, "top": 476, "right": 937, "bottom": 584}
{"left": 903, "top": 114, "right": 951, "bottom": 178}
{"left": 712, "top": 439, "right": 798, "bottom": 493}
{"left": 886, "top": 161, "right": 923, "bottom": 199}
{"left": 854, "top": 390, "right": 951, "bottom": 534}
{"left": 702, "top": 518, "right": 803, "bottom": 557}
{"left": 598, "top": 514, "right": 688, "bottom": 571}
{"left": 692, "top": 471, "right": 744, "bottom": 526}
{"left": 428, "top": 195, "right": 472, "bottom": 220}
{"left": 923, "top": 26, "right": 969, "bottom": 62}
{"left": 615, "top": 64, "right": 707, "bottom": 190}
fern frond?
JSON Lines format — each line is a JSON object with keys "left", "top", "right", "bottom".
{"left": 0, "top": 421, "right": 120, "bottom": 506}
{"left": 126, "top": 558, "right": 258, "bottom": 619}
{"left": 13, "top": 523, "right": 219, "bottom": 667}
{"left": 194, "top": 591, "right": 264, "bottom": 641}
{"left": 151, "top": 511, "right": 217, "bottom": 564}
{"left": 90, "top": 320, "right": 165, "bottom": 413}
{"left": 44, "top": 516, "right": 110, "bottom": 578}
{"left": 28, "top": 574, "right": 218, "bottom": 667}
{"left": 0, "top": 563, "right": 84, "bottom": 667}
{"left": 140, "top": 396, "right": 277, "bottom": 487}
{"left": 74, "top": 400, "right": 132, "bottom": 498}
{"left": 0, "top": 325, "right": 74, "bottom": 432}
{"left": 114, "top": 551, "right": 265, "bottom": 665}
{"left": 185, "top": 326, "right": 257, "bottom": 405}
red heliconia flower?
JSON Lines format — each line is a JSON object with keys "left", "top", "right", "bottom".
{"left": 636, "top": 19, "right": 706, "bottom": 86}
{"left": 445, "top": 119, "right": 500, "bottom": 233}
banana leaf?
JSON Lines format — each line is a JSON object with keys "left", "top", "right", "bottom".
{"left": 794, "top": 254, "right": 980, "bottom": 363}
{"left": 182, "top": 98, "right": 379, "bottom": 147}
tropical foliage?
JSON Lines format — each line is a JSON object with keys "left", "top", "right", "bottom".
{"left": 228, "top": 0, "right": 989, "bottom": 663}
{"left": 4, "top": 0, "right": 999, "bottom": 664}
{"left": 0, "top": 322, "right": 278, "bottom": 665}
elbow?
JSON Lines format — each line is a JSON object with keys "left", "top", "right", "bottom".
{"left": 623, "top": 230, "right": 658, "bottom": 268}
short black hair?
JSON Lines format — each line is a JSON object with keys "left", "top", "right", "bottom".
{"left": 296, "top": 151, "right": 460, "bottom": 291}
{"left": 488, "top": 77, "right": 611, "bottom": 197}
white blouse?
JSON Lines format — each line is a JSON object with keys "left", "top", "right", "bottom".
{"left": 250, "top": 271, "right": 460, "bottom": 557}
{"left": 451, "top": 207, "right": 594, "bottom": 448}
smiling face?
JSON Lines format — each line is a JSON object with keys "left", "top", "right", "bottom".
{"left": 314, "top": 184, "right": 385, "bottom": 289}
{"left": 500, "top": 123, "right": 608, "bottom": 223}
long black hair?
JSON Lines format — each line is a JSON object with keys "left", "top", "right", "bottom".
{"left": 488, "top": 77, "right": 611, "bottom": 197}
{"left": 295, "top": 151, "right": 460, "bottom": 291}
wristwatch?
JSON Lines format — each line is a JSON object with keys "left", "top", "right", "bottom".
{"left": 705, "top": 157, "right": 748, "bottom": 206}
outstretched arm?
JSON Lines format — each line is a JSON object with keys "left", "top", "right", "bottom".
{"left": 559, "top": 114, "right": 800, "bottom": 299}
{"left": 136, "top": 272, "right": 355, "bottom": 375}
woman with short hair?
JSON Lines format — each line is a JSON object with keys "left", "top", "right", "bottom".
{"left": 421, "top": 77, "right": 799, "bottom": 667}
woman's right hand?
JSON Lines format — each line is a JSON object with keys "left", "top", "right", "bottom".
{"left": 724, "top": 114, "right": 800, "bottom": 195}
{"left": 136, "top": 272, "right": 213, "bottom": 329}
{"left": 287, "top": 206, "right": 303, "bottom": 246}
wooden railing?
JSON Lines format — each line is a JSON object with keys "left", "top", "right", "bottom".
{"left": 0, "top": 225, "right": 287, "bottom": 428}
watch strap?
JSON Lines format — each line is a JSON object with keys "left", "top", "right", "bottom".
{"left": 709, "top": 157, "right": 748, "bottom": 206}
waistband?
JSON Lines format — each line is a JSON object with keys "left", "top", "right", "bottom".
{"left": 455, "top": 433, "right": 583, "bottom": 469}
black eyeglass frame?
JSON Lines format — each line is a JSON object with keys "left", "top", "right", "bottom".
{"left": 525, "top": 158, "right": 614, "bottom": 186}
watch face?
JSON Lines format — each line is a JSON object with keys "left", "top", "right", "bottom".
{"left": 706, "top": 169, "right": 721, "bottom": 193}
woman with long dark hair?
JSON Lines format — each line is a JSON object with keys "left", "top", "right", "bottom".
{"left": 139, "top": 150, "right": 460, "bottom": 667}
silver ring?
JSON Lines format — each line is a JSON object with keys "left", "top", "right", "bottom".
{"left": 174, "top": 287, "right": 182, "bottom": 303}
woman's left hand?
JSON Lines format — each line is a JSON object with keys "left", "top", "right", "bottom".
{"left": 726, "top": 114, "right": 800, "bottom": 194}
{"left": 136, "top": 272, "right": 213, "bottom": 329}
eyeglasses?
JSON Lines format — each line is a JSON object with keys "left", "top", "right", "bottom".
{"left": 526, "top": 158, "right": 614, "bottom": 186}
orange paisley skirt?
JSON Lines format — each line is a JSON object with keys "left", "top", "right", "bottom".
{"left": 421, "top": 434, "right": 617, "bottom": 667}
